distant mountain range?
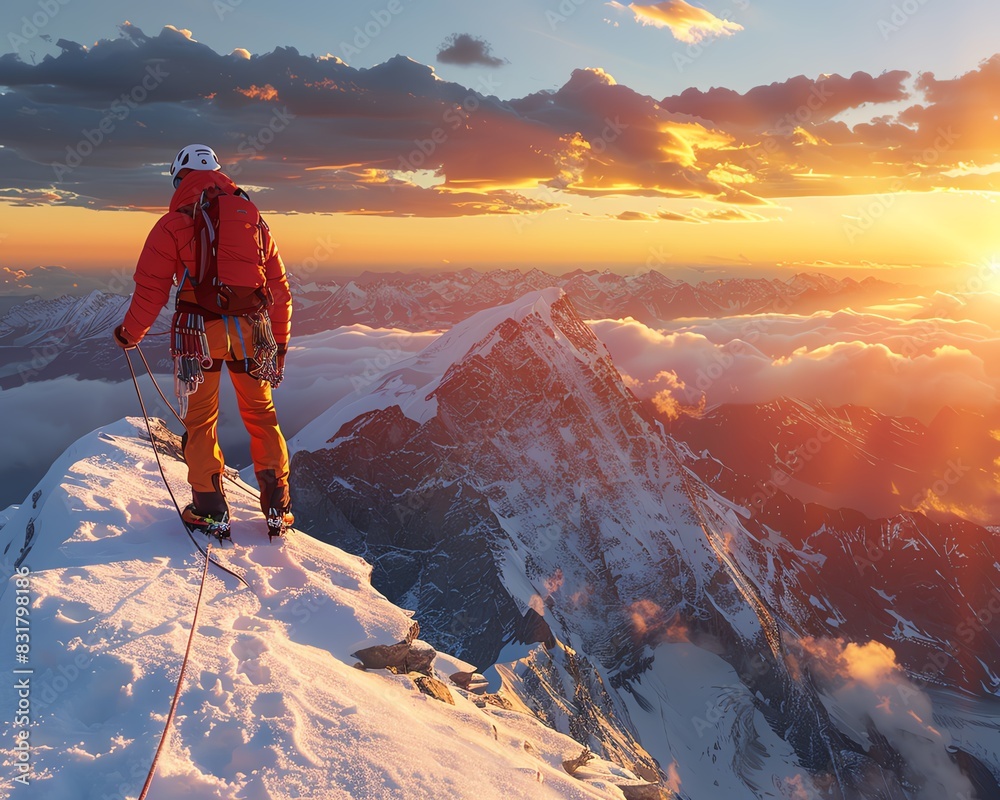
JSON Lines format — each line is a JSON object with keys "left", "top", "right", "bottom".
{"left": 292, "top": 268, "right": 908, "bottom": 333}
{"left": 0, "top": 268, "right": 905, "bottom": 387}
{"left": 664, "top": 398, "right": 1000, "bottom": 527}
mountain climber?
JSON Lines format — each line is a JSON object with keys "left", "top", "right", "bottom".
{"left": 113, "top": 144, "right": 293, "bottom": 538}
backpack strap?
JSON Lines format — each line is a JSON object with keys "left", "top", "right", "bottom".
{"left": 194, "top": 189, "right": 217, "bottom": 286}
{"left": 235, "top": 186, "right": 270, "bottom": 266}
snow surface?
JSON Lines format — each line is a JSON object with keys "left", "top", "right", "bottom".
{"left": 616, "top": 643, "right": 807, "bottom": 800}
{"left": 0, "top": 417, "right": 649, "bottom": 800}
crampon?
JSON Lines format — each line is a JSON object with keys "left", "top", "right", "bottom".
{"left": 181, "top": 505, "right": 231, "bottom": 542}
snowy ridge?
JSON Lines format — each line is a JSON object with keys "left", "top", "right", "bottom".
{"left": 0, "top": 418, "right": 655, "bottom": 799}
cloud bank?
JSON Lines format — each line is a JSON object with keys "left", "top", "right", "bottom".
{"left": 590, "top": 292, "right": 1000, "bottom": 422}
{"left": 0, "top": 24, "right": 998, "bottom": 216}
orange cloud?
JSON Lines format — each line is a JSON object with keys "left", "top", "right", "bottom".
{"left": 653, "top": 389, "right": 683, "bottom": 418}
{"left": 794, "top": 638, "right": 976, "bottom": 799}
{"left": 237, "top": 84, "right": 279, "bottom": 101}
{"left": 839, "top": 641, "right": 899, "bottom": 688}
{"left": 665, "top": 72, "right": 910, "bottom": 129}
{"left": 629, "top": 599, "right": 663, "bottom": 636}
{"left": 665, "top": 762, "right": 682, "bottom": 794}
{"left": 690, "top": 206, "right": 769, "bottom": 222}
{"left": 612, "top": 0, "right": 744, "bottom": 43}
{"left": 615, "top": 210, "right": 659, "bottom": 221}
{"left": 628, "top": 600, "right": 690, "bottom": 642}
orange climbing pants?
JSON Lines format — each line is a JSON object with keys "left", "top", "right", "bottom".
{"left": 182, "top": 316, "right": 289, "bottom": 502}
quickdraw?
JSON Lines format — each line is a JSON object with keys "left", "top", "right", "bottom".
{"left": 249, "top": 311, "right": 281, "bottom": 387}
{"left": 170, "top": 310, "right": 213, "bottom": 418}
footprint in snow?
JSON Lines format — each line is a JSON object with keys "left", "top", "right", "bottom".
{"left": 231, "top": 633, "right": 272, "bottom": 686}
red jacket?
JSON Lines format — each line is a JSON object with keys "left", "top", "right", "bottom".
{"left": 123, "top": 170, "right": 292, "bottom": 345}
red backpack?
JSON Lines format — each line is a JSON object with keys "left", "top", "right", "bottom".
{"left": 187, "top": 187, "right": 273, "bottom": 315}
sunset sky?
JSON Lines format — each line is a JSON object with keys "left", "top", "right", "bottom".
{"left": 1, "top": 0, "right": 999, "bottom": 280}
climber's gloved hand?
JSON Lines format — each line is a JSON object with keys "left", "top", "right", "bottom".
{"left": 272, "top": 343, "right": 287, "bottom": 388}
{"left": 113, "top": 324, "right": 140, "bottom": 350}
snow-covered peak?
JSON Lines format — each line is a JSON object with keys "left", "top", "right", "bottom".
{"left": 292, "top": 288, "right": 589, "bottom": 449}
{"left": 0, "top": 417, "right": 653, "bottom": 799}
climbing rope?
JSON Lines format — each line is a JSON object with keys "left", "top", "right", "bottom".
{"left": 133, "top": 346, "right": 264, "bottom": 506}
{"left": 136, "top": 544, "right": 212, "bottom": 800}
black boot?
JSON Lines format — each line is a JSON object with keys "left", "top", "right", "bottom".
{"left": 256, "top": 469, "right": 293, "bottom": 537}
{"left": 187, "top": 474, "right": 230, "bottom": 537}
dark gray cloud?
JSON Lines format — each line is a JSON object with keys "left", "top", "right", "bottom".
{"left": 0, "top": 23, "right": 745, "bottom": 213}
{"left": 436, "top": 34, "right": 507, "bottom": 67}
{"left": 0, "top": 24, "right": 556, "bottom": 215}
{"left": 662, "top": 71, "right": 911, "bottom": 129}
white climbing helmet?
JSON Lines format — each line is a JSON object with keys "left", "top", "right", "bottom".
{"left": 169, "top": 144, "right": 222, "bottom": 187}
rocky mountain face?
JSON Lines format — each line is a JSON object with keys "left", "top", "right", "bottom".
{"left": 289, "top": 290, "right": 1000, "bottom": 799}
{"left": 660, "top": 400, "right": 1000, "bottom": 696}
